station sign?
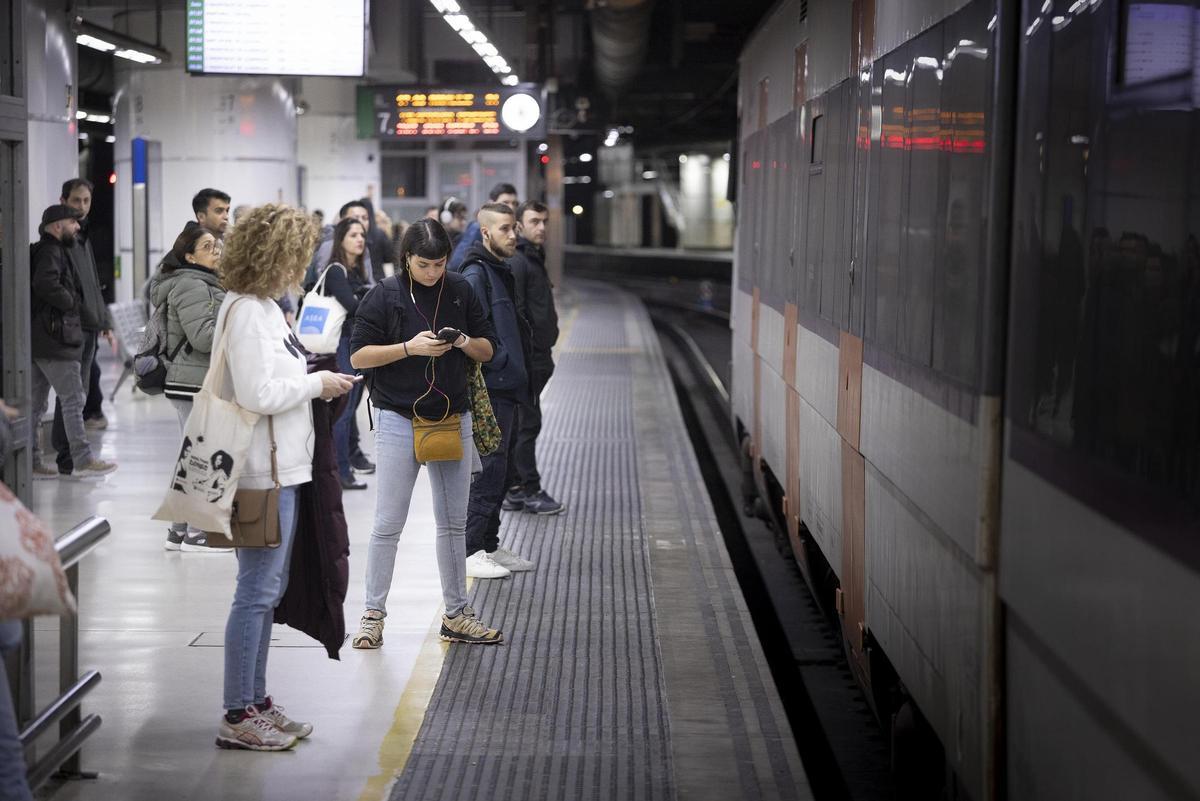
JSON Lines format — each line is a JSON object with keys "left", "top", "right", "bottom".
{"left": 356, "top": 84, "right": 546, "bottom": 140}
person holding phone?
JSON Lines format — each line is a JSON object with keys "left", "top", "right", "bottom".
{"left": 348, "top": 218, "right": 503, "bottom": 649}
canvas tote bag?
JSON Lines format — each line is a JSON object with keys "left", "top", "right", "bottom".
{"left": 153, "top": 299, "right": 259, "bottom": 535}
{"left": 293, "top": 264, "right": 347, "bottom": 355}
{"left": 0, "top": 482, "right": 76, "bottom": 618}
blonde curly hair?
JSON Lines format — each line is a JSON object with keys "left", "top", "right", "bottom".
{"left": 219, "top": 204, "right": 318, "bottom": 298}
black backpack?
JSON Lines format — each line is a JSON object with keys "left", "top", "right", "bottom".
{"left": 134, "top": 301, "right": 187, "bottom": 395}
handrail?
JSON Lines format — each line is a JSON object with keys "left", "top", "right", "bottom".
{"left": 17, "top": 670, "right": 100, "bottom": 745}
{"left": 56, "top": 516, "right": 110, "bottom": 570}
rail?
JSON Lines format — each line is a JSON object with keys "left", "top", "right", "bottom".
{"left": 16, "top": 515, "right": 109, "bottom": 789}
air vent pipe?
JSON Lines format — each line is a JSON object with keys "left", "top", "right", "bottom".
{"left": 588, "top": 0, "right": 655, "bottom": 100}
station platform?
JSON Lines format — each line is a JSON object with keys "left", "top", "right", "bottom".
{"left": 32, "top": 280, "right": 808, "bottom": 801}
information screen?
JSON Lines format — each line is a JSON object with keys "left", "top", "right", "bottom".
{"left": 186, "top": 0, "right": 365, "bottom": 77}
{"left": 357, "top": 85, "right": 546, "bottom": 140}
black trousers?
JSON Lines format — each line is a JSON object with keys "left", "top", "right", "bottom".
{"left": 508, "top": 371, "right": 550, "bottom": 492}
{"left": 83, "top": 357, "right": 103, "bottom": 418}
{"left": 465, "top": 397, "right": 517, "bottom": 555}
{"left": 52, "top": 333, "right": 97, "bottom": 473}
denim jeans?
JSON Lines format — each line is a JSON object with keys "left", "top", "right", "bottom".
{"left": 364, "top": 410, "right": 472, "bottom": 618}
{"left": 0, "top": 621, "right": 32, "bottom": 801}
{"left": 168, "top": 398, "right": 202, "bottom": 537}
{"left": 466, "top": 397, "right": 517, "bottom": 555}
{"left": 223, "top": 485, "right": 300, "bottom": 710}
{"left": 30, "top": 357, "right": 92, "bottom": 469}
{"left": 52, "top": 333, "right": 97, "bottom": 472}
{"left": 333, "top": 334, "right": 363, "bottom": 480}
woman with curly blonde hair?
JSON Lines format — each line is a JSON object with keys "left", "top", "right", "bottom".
{"left": 208, "top": 204, "right": 357, "bottom": 752}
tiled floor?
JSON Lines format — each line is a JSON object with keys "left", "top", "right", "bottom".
{"left": 29, "top": 350, "right": 449, "bottom": 801}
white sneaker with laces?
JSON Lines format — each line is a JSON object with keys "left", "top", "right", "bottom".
{"left": 491, "top": 547, "right": 535, "bottom": 572}
{"left": 465, "top": 550, "right": 511, "bottom": 579}
{"left": 215, "top": 709, "right": 297, "bottom": 751}
{"left": 258, "top": 697, "right": 313, "bottom": 738}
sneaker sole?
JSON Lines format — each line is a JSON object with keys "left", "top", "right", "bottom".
{"left": 181, "top": 544, "right": 233, "bottom": 553}
{"left": 496, "top": 563, "right": 535, "bottom": 572}
{"left": 501, "top": 502, "right": 524, "bottom": 511}
{"left": 33, "top": 474, "right": 61, "bottom": 481}
{"left": 351, "top": 637, "right": 382, "bottom": 649}
{"left": 164, "top": 540, "right": 183, "bottom": 552}
{"left": 215, "top": 735, "right": 297, "bottom": 752}
{"left": 528, "top": 507, "right": 565, "bottom": 516}
{"left": 438, "top": 628, "right": 503, "bottom": 645}
{"left": 465, "top": 571, "right": 510, "bottom": 579}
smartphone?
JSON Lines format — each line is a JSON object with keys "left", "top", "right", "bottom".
{"left": 436, "top": 327, "right": 462, "bottom": 343}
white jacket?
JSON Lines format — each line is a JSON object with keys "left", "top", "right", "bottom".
{"left": 211, "top": 292, "right": 324, "bottom": 490}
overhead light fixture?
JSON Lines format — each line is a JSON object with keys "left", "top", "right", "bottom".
{"left": 72, "top": 16, "right": 170, "bottom": 65}
{"left": 579, "top": 153, "right": 593, "bottom": 163}
{"left": 426, "top": 0, "right": 520, "bottom": 86}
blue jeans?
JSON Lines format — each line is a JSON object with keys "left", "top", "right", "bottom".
{"left": 334, "top": 334, "right": 363, "bottom": 480}
{"left": 364, "top": 411, "right": 472, "bottom": 618}
{"left": 0, "top": 621, "right": 32, "bottom": 801}
{"left": 223, "top": 486, "right": 300, "bottom": 711}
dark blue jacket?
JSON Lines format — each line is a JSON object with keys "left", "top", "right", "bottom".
{"left": 457, "top": 242, "right": 530, "bottom": 403}
{"left": 448, "top": 221, "right": 482, "bottom": 271}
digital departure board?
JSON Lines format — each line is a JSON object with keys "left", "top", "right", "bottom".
{"left": 357, "top": 85, "right": 546, "bottom": 140}
{"left": 186, "top": 0, "right": 365, "bottom": 77}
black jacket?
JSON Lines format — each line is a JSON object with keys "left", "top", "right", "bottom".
{"left": 275, "top": 364, "right": 350, "bottom": 660}
{"left": 459, "top": 242, "right": 533, "bottom": 402}
{"left": 351, "top": 270, "right": 498, "bottom": 419}
{"left": 69, "top": 218, "right": 113, "bottom": 332}
{"left": 509, "top": 238, "right": 559, "bottom": 379}
{"left": 30, "top": 235, "right": 85, "bottom": 361}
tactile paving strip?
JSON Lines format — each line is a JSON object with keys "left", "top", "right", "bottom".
{"left": 389, "top": 281, "right": 808, "bottom": 801}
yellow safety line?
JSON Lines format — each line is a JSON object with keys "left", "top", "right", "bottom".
{"left": 356, "top": 616, "right": 448, "bottom": 801}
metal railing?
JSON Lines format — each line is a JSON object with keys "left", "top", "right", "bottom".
{"left": 15, "top": 515, "right": 109, "bottom": 789}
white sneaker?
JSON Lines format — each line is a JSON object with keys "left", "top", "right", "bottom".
{"left": 73, "top": 459, "right": 117, "bottom": 478}
{"left": 465, "top": 550, "right": 511, "bottom": 579}
{"left": 491, "top": 547, "right": 535, "bottom": 572}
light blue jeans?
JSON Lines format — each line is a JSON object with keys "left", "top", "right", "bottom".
{"left": 365, "top": 411, "right": 472, "bottom": 618}
{"left": 223, "top": 485, "right": 299, "bottom": 711}
{"left": 0, "top": 621, "right": 32, "bottom": 801}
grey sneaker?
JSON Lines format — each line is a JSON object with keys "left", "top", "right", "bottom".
{"left": 181, "top": 533, "right": 232, "bottom": 553}
{"left": 73, "top": 459, "right": 117, "bottom": 478}
{"left": 491, "top": 547, "right": 535, "bottom": 572}
{"left": 440, "top": 607, "right": 502, "bottom": 645}
{"left": 522, "top": 490, "right": 564, "bottom": 516}
{"left": 216, "top": 709, "right": 297, "bottom": 751}
{"left": 258, "top": 697, "right": 312, "bottom": 739}
{"left": 164, "top": 528, "right": 186, "bottom": 551}
{"left": 32, "top": 462, "right": 60, "bottom": 480}
{"left": 352, "top": 610, "right": 384, "bottom": 649}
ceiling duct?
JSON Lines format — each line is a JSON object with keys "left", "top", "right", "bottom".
{"left": 589, "top": 0, "right": 654, "bottom": 100}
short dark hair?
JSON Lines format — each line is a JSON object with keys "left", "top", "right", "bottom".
{"left": 398, "top": 219, "right": 453, "bottom": 269}
{"left": 60, "top": 178, "right": 94, "bottom": 200}
{"left": 338, "top": 200, "right": 369, "bottom": 221}
{"left": 478, "top": 202, "right": 516, "bottom": 219}
{"left": 489, "top": 182, "right": 518, "bottom": 201}
{"left": 328, "top": 217, "right": 367, "bottom": 279}
{"left": 516, "top": 200, "right": 548, "bottom": 225}
{"left": 192, "top": 188, "right": 231, "bottom": 215}
{"left": 168, "top": 224, "right": 215, "bottom": 271}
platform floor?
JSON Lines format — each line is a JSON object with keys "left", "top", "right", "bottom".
{"left": 26, "top": 281, "right": 808, "bottom": 801}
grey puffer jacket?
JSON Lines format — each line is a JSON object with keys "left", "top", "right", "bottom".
{"left": 148, "top": 264, "right": 225, "bottom": 399}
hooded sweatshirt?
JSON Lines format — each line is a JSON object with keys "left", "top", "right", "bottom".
{"left": 457, "top": 241, "right": 531, "bottom": 402}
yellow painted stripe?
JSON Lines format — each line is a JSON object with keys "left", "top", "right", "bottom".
{"left": 356, "top": 617, "right": 448, "bottom": 801}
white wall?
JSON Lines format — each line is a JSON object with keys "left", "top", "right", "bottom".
{"left": 297, "top": 77, "right": 380, "bottom": 220}
{"left": 23, "top": 1, "right": 76, "bottom": 240}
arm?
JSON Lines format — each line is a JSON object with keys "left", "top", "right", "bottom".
{"left": 529, "top": 265, "right": 560, "bottom": 346}
{"left": 31, "top": 249, "right": 77, "bottom": 311}
{"left": 349, "top": 288, "right": 452, "bottom": 369}
{"left": 223, "top": 301, "right": 324, "bottom": 414}
{"left": 170, "top": 281, "right": 221, "bottom": 354}
{"left": 461, "top": 275, "right": 498, "bottom": 364}
{"left": 323, "top": 264, "right": 360, "bottom": 316}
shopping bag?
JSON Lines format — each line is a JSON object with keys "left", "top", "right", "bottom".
{"left": 294, "top": 264, "right": 347, "bottom": 354}
{"left": 0, "top": 482, "right": 77, "bottom": 618}
{"left": 153, "top": 299, "right": 260, "bottom": 535}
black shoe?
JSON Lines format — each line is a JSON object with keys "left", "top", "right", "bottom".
{"left": 523, "top": 490, "right": 565, "bottom": 516}
{"left": 351, "top": 452, "right": 376, "bottom": 474}
{"left": 501, "top": 489, "right": 527, "bottom": 511}
{"left": 340, "top": 475, "right": 368, "bottom": 491}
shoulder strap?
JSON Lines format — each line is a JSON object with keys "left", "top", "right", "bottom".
{"left": 267, "top": 415, "right": 279, "bottom": 487}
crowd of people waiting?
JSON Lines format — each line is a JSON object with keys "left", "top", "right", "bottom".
{"left": 21, "top": 179, "right": 563, "bottom": 754}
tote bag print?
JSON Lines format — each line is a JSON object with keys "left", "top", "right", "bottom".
{"left": 0, "top": 482, "right": 77, "bottom": 618}
{"left": 153, "top": 300, "right": 259, "bottom": 535}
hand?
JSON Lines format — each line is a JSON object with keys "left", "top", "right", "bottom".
{"left": 285, "top": 311, "right": 296, "bottom": 327}
{"left": 0, "top": 401, "right": 17, "bottom": 421}
{"left": 101, "top": 330, "right": 115, "bottom": 348}
{"left": 406, "top": 331, "right": 452, "bottom": 358}
{"left": 318, "top": 371, "right": 356, "bottom": 400}
{"left": 452, "top": 334, "right": 469, "bottom": 348}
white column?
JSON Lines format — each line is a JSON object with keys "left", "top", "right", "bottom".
{"left": 296, "top": 77, "right": 380, "bottom": 220}
{"left": 23, "top": 1, "right": 76, "bottom": 240}
{"left": 111, "top": 10, "right": 299, "bottom": 301}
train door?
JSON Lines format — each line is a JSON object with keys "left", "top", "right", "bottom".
{"left": 0, "top": 0, "right": 30, "bottom": 497}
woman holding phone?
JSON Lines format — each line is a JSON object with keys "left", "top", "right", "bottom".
{"left": 349, "top": 218, "right": 503, "bottom": 648}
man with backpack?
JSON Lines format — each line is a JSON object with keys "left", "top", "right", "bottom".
{"left": 457, "top": 203, "right": 535, "bottom": 579}
{"left": 29, "top": 205, "right": 117, "bottom": 478}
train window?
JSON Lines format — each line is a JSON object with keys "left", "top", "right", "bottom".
{"left": 1117, "top": 0, "right": 1193, "bottom": 87}
{"left": 810, "top": 114, "right": 823, "bottom": 164}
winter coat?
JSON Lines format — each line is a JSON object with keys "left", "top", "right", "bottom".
{"left": 149, "top": 264, "right": 226, "bottom": 398}
{"left": 458, "top": 242, "right": 531, "bottom": 403}
{"left": 275, "top": 359, "right": 350, "bottom": 660}
{"left": 448, "top": 221, "right": 482, "bottom": 271}
{"left": 68, "top": 219, "right": 113, "bottom": 332}
{"left": 30, "top": 235, "right": 85, "bottom": 361}
{"left": 509, "top": 238, "right": 559, "bottom": 381}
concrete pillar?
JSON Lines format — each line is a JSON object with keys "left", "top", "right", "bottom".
{"left": 111, "top": 9, "right": 299, "bottom": 301}
{"left": 23, "top": 1, "right": 76, "bottom": 239}
{"left": 296, "top": 77, "right": 380, "bottom": 221}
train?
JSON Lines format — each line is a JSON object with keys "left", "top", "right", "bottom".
{"left": 732, "top": 0, "right": 1199, "bottom": 798}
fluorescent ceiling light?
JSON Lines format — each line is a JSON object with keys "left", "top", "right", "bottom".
{"left": 473, "top": 42, "right": 499, "bottom": 57}
{"left": 76, "top": 34, "right": 116, "bottom": 53}
{"left": 428, "top": 0, "right": 518, "bottom": 87}
{"left": 579, "top": 153, "right": 594, "bottom": 163}
{"left": 501, "top": 75, "right": 520, "bottom": 86}
{"left": 72, "top": 16, "right": 169, "bottom": 64}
